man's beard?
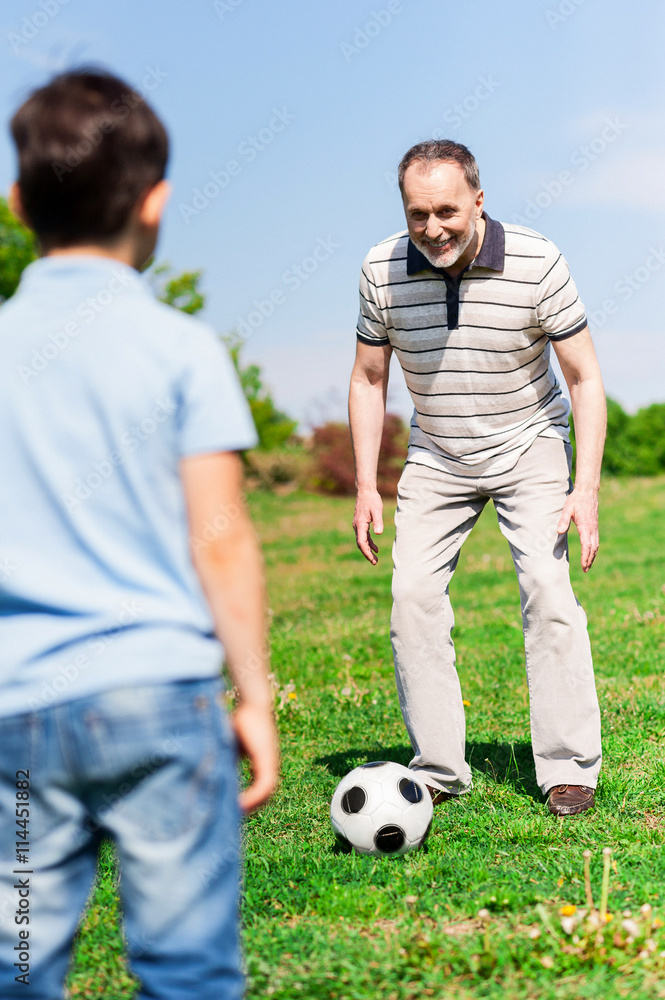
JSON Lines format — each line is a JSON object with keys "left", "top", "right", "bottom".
{"left": 414, "top": 218, "right": 476, "bottom": 270}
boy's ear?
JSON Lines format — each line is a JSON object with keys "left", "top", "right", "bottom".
{"left": 8, "top": 183, "right": 31, "bottom": 229}
{"left": 138, "top": 180, "right": 171, "bottom": 228}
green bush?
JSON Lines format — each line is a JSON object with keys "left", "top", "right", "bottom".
{"left": 575, "top": 397, "right": 665, "bottom": 478}
{"left": 0, "top": 196, "right": 37, "bottom": 302}
{"left": 621, "top": 403, "right": 665, "bottom": 475}
{"left": 223, "top": 334, "right": 298, "bottom": 452}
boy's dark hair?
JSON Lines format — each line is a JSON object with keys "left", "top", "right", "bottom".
{"left": 10, "top": 68, "right": 168, "bottom": 249}
{"left": 398, "top": 140, "right": 480, "bottom": 193}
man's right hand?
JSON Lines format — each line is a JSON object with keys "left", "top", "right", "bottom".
{"left": 353, "top": 487, "right": 384, "bottom": 565}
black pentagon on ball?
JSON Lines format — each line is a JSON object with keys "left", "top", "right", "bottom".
{"left": 341, "top": 785, "right": 366, "bottom": 814}
{"left": 398, "top": 777, "right": 423, "bottom": 804}
{"left": 360, "top": 761, "right": 387, "bottom": 769}
{"left": 374, "top": 824, "right": 406, "bottom": 854}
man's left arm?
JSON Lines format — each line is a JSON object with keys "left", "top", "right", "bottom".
{"left": 552, "top": 327, "right": 607, "bottom": 573}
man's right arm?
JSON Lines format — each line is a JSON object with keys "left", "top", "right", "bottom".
{"left": 348, "top": 340, "right": 392, "bottom": 564}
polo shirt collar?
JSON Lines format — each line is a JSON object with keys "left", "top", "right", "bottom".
{"left": 18, "top": 254, "right": 145, "bottom": 295}
{"left": 406, "top": 211, "right": 505, "bottom": 276}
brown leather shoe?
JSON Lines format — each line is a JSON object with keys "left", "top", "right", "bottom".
{"left": 547, "top": 784, "right": 595, "bottom": 817}
{"left": 426, "top": 784, "right": 456, "bottom": 806}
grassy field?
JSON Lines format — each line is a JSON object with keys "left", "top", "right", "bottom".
{"left": 68, "top": 475, "right": 665, "bottom": 999}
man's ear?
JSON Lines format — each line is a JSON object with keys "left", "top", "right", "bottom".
{"left": 138, "top": 179, "right": 171, "bottom": 228}
{"left": 475, "top": 188, "right": 484, "bottom": 219}
{"left": 8, "top": 183, "right": 31, "bottom": 228}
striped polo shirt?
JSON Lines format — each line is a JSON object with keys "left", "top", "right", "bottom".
{"left": 356, "top": 213, "right": 587, "bottom": 476}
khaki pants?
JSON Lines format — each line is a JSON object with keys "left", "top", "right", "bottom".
{"left": 391, "top": 436, "right": 602, "bottom": 796}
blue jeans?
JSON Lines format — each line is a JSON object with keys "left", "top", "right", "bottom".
{"left": 0, "top": 678, "right": 242, "bottom": 1000}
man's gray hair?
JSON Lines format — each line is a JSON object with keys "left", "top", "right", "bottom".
{"left": 398, "top": 140, "right": 480, "bottom": 193}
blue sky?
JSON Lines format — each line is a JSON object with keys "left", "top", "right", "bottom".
{"left": 1, "top": 0, "right": 663, "bottom": 427}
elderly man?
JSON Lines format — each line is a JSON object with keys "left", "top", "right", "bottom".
{"left": 349, "top": 140, "right": 606, "bottom": 817}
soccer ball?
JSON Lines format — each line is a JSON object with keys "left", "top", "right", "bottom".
{"left": 330, "top": 761, "right": 433, "bottom": 857}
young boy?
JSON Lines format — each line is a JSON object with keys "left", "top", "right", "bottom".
{"left": 0, "top": 69, "right": 279, "bottom": 999}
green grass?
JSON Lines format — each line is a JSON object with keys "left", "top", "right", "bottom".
{"left": 67, "top": 476, "right": 665, "bottom": 998}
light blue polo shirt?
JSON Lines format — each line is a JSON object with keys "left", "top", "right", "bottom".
{"left": 0, "top": 255, "right": 258, "bottom": 716}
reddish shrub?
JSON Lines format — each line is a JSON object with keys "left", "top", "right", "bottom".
{"left": 310, "top": 414, "right": 408, "bottom": 496}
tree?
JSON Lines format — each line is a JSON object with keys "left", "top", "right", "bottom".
{"left": 151, "top": 263, "right": 205, "bottom": 315}
{"left": 0, "top": 221, "right": 298, "bottom": 451}
{"left": 599, "top": 397, "right": 633, "bottom": 476}
{"left": 0, "top": 196, "right": 37, "bottom": 302}
{"left": 0, "top": 211, "right": 208, "bottom": 316}
{"left": 223, "top": 334, "right": 297, "bottom": 450}
{"left": 620, "top": 403, "right": 665, "bottom": 476}
{"left": 573, "top": 397, "right": 665, "bottom": 477}
{"left": 149, "top": 272, "right": 299, "bottom": 451}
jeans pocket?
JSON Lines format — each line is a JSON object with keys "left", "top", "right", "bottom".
{"left": 84, "top": 682, "right": 234, "bottom": 842}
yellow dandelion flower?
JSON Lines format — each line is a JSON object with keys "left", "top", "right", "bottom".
{"left": 559, "top": 905, "right": 577, "bottom": 916}
{"left": 462, "top": 699, "right": 471, "bottom": 706}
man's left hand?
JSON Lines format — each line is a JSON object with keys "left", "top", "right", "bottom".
{"left": 557, "top": 487, "right": 599, "bottom": 573}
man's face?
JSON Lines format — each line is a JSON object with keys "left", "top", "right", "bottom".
{"left": 401, "top": 160, "right": 484, "bottom": 272}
